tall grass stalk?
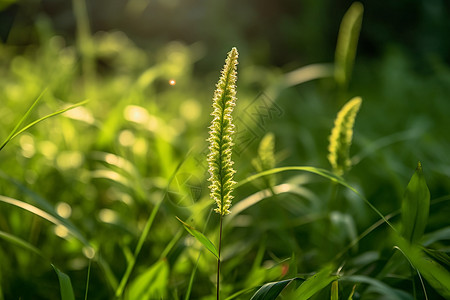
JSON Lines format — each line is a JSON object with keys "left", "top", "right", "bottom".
{"left": 207, "top": 47, "right": 238, "bottom": 299}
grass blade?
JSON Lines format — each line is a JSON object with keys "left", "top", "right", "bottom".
{"left": 0, "top": 195, "right": 90, "bottom": 246}
{"left": 237, "top": 166, "right": 396, "bottom": 232}
{"left": 250, "top": 278, "right": 299, "bottom": 300}
{"left": 0, "top": 89, "right": 46, "bottom": 152}
{"left": 331, "top": 280, "right": 339, "bottom": 300}
{"left": 0, "top": 230, "right": 44, "bottom": 258}
{"left": 342, "top": 275, "right": 412, "bottom": 300}
{"left": 52, "top": 265, "right": 76, "bottom": 300}
{"left": 291, "top": 265, "right": 339, "bottom": 300}
{"left": 401, "top": 162, "right": 430, "bottom": 243}
{"left": 127, "top": 259, "right": 169, "bottom": 300}
{"left": 176, "top": 217, "right": 219, "bottom": 259}
{"left": 396, "top": 238, "right": 450, "bottom": 299}
{"left": 1, "top": 91, "right": 88, "bottom": 152}
{"left": 9, "top": 99, "right": 90, "bottom": 141}
{"left": 115, "top": 152, "right": 190, "bottom": 298}
{"left": 335, "top": 2, "right": 364, "bottom": 89}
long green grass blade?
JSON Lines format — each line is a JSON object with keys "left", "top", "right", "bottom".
{"left": 292, "top": 265, "right": 339, "bottom": 300}
{"left": 52, "top": 265, "right": 76, "bottom": 300}
{"left": 127, "top": 259, "right": 169, "bottom": 300}
{"left": 9, "top": 99, "right": 90, "bottom": 141}
{"left": 176, "top": 217, "right": 219, "bottom": 259}
{"left": 342, "top": 275, "right": 412, "bottom": 300}
{"left": 1, "top": 92, "right": 88, "bottom": 152}
{"left": 401, "top": 162, "right": 430, "bottom": 243}
{"left": 0, "top": 89, "right": 46, "bottom": 152}
{"left": 0, "top": 230, "right": 44, "bottom": 258}
{"left": 237, "top": 166, "right": 396, "bottom": 231}
{"left": 0, "top": 195, "right": 90, "bottom": 246}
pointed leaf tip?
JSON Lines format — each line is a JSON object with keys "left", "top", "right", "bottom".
{"left": 176, "top": 217, "right": 219, "bottom": 259}
{"left": 401, "top": 162, "right": 430, "bottom": 243}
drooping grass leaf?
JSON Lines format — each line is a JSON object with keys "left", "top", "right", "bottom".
{"left": 328, "top": 97, "right": 362, "bottom": 176}
{"left": 291, "top": 265, "right": 339, "bottom": 300}
{"left": 126, "top": 259, "right": 169, "bottom": 300}
{"left": 0, "top": 195, "right": 90, "bottom": 246}
{"left": 52, "top": 265, "right": 75, "bottom": 300}
{"left": 401, "top": 162, "right": 430, "bottom": 243}
{"left": 250, "top": 278, "right": 300, "bottom": 300}
{"left": 331, "top": 280, "right": 339, "bottom": 300}
{"left": 236, "top": 166, "right": 396, "bottom": 231}
{"left": 335, "top": 2, "right": 364, "bottom": 89}
{"left": 342, "top": 275, "right": 412, "bottom": 300}
{"left": 176, "top": 217, "right": 219, "bottom": 259}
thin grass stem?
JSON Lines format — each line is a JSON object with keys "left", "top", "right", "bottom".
{"left": 85, "top": 259, "right": 91, "bottom": 300}
{"left": 217, "top": 214, "right": 223, "bottom": 300}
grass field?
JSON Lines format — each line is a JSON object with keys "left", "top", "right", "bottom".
{"left": 1, "top": 1, "right": 449, "bottom": 299}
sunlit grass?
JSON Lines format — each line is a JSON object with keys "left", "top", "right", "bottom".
{"left": 0, "top": 2, "right": 450, "bottom": 300}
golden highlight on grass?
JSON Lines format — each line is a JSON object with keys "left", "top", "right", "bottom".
{"left": 207, "top": 47, "right": 238, "bottom": 216}
{"left": 328, "top": 96, "right": 362, "bottom": 175}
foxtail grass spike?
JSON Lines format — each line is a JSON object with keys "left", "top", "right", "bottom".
{"left": 328, "top": 96, "right": 362, "bottom": 175}
{"left": 252, "top": 132, "right": 276, "bottom": 186}
{"left": 207, "top": 47, "right": 239, "bottom": 216}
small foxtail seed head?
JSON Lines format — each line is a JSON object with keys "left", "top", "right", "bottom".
{"left": 328, "top": 96, "right": 362, "bottom": 176}
{"left": 207, "top": 48, "right": 238, "bottom": 216}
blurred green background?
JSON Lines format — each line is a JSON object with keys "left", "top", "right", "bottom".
{"left": 0, "top": 0, "right": 449, "bottom": 299}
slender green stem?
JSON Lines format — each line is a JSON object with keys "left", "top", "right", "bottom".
{"left": 217, "top": 214, "right": 223, "bottom": 300}
{"left": 84, "top": 259, "right": 91, "bottom": 300}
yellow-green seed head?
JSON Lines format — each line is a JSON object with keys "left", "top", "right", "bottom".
{"left": 207, "top": 47, "right": 238, "bottom": 215}
{"left": 328, "top": 96, "right": 362, "bottom": 176}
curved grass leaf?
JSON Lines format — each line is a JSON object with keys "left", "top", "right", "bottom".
{"left": 0, "top": 230, "right": 44, "bottom": 258}
{"left": 250, "top": 278, "right": 300, "bottom": 300}
{"left": 52, "top": 265, "right": 75, "bottom": 300}
{"left": 0, "top": 195, "right": 90, "bottom": 246}
{"left": 342, "top": 275, "right": 412, "bottom": 300}
{"left": 335, "top": 2, "right": 364, "bottom": 88}
{"left": 126, "top": 259, "right": 169, "bottom": 300}
{"left": 0, "top": 89, "right": 88, "bottom": 152}
{"left": 401, "top": 162, "right": 430, "bottom": 243}
{"left": 176, "top": 217, "right": 219, "bottom": 259}
{"left": 236, "top": 166, "right": 395, "bottom": 231}
{"left": 292, "top": 265, "right": 339, "bottom": 300}
{"left": 0, "top": 89, "right": 46, "bottom": 152}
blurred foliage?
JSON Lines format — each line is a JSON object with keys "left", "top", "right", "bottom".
{"left": 0, "top": 0, "right": 450, "bottom": 299}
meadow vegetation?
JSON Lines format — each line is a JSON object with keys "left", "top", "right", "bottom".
{"left": 0, "top": 1, "right": 449, "bottom": 299}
